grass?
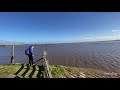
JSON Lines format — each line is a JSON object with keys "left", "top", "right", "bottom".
{"left": 0, "top": 64, "right": 119, "bottom": 78}
{"left": 0, "top": 64, "right": 44, "bottom": 78}
{"left": 50, "top": 65, "right": 120, "bottom": 78}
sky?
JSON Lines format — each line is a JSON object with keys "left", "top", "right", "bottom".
{"left": 0, "top": 12, "right": 120, "bottom": 44}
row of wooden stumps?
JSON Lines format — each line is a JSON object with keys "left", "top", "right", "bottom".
{"left": 10, "top": 45, "right": 52, "bottom": 78}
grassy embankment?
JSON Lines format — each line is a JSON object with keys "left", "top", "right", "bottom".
{"left": 0, "top": 64, "right": 119, "bottom": 78}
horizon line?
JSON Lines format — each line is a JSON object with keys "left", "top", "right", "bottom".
{"left": 0, "top": 39, "right": 120, "bottom": 45}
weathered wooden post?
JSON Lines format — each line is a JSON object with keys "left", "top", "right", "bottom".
{"left": 11, "top": 45, "right": 14, "bottom": 64}
{"left": 42, "top": 51, "right": 52, "bottom": 78}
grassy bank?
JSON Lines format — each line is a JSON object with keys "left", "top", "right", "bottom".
{"left": 0, "top": 64, "right": 119, "bottom": 78}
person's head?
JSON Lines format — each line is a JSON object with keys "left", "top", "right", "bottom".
{"left": 31, "top": 45, "right": 34, "bottom": 48}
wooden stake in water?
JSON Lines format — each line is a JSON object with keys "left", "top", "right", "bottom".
{"left": 11, "top": 45, "right": 14, "bottom": 64}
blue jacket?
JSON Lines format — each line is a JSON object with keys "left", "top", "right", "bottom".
{"left": 28, "top": 46, "right": 34, "bottom": 56}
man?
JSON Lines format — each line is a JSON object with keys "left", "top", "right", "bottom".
{"left": 28, "top": 45, "right": 35, "bottom": 66}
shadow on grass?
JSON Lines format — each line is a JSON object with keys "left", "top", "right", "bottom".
{"left": 14, "top": 63, "right": 45, "bottom": 78}
{"left": 21, "top": 64, "right": 30, "bottom": 78}
{"left": 14, "top": 76, "right": 22, "bottom": 78}
{"left": 14, "top": 64, "right": 24, "bottom": 75}
{"left": 29, "top": 66, "right": 36, "bottom": 78}
{"left": 37, "top": 65, "right": 44, "bottom": 78}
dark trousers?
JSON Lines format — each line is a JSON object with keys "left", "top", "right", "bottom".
{"left": 28, "top": 55, "right": 34, "bottom": 66}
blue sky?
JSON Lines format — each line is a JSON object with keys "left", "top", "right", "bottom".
{"left": 0, "top": 12, "right": 120, "bottom": 44}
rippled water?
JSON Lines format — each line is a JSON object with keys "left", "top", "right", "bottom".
{"left": 0, "top": 40, "right": 120, "bottom": 73}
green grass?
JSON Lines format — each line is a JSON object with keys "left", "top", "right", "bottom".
{"left": 0, "top": 64, "right": 119, "bottom": 78}
{"left": 50, "top": 65, "right": 120, "bottom": 78}
{"left": 0, "top": 64, "right": 44, "bottom": 78}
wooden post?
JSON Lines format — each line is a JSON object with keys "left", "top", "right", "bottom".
{"left": 11, "top": 45, "right": 14, "bottom": 64}
{"left": 42, "top": 51, "right": 52, "bottom": 78}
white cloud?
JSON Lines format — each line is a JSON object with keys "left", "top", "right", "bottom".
{"left": 95, "top": 36, "right": 113, "bottom": 39}
{"left": 82, "top": 35, "right": 120, "bottom": 42}
{"left": 95, "top": 36, "right": 120, "bottom": 41}
{"left": 112, "top": 30, "right": 120, "bottom": 32}
{"left": 83, "top": 38, "right": 93, "bottom": 40}
{"left": 69, "top": 34, "right": 120, "bottom": 43}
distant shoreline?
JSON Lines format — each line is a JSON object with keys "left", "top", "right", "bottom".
{"left": 0, "top": 45, "right": 6, "bottom": 47}
{"left": 0, "top": 39, "right": 120, "bottom": 45}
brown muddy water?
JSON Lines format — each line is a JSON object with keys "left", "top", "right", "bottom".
{"left": 0, "top": 40, "right": 120, "bottom": 73}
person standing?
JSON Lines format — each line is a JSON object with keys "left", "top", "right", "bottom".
{"left": 25, "top": 45, "right": 35, "bottom": 66}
